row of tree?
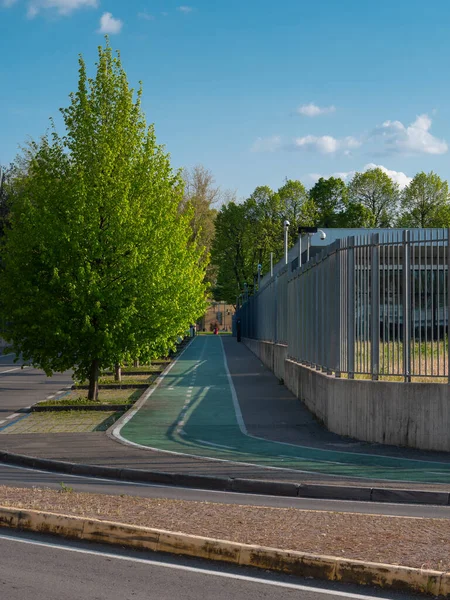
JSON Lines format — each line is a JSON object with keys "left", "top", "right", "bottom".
{"left": 211, "top": 169, "right": 450, "bottom": 304}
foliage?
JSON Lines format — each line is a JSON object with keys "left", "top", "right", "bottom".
{"left": 211, "top": 201, "right": 254, "bottom": 304}
{"left": 398, "top": 171, "right": 450, "bottom": 227}
{"left": 0, "top": 41, "right": 207, "bottom": 400}
{"left": 180, "top": 165, "right": 232, "bottom": 285}
{"left": 348, "top": 168, "right": 399, "bottom": 227}
{"left": 309, "top": 177, "right": 348, "bottom": 227}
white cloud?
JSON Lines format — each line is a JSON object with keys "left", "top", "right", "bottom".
{"left": 251, "top": 135, "right": 282, "bottom": 153}
{"left": 138, "top": 11, "right": 154, "bottom": 20}
{"left": 177, "top": 5, "right": 193, "bottom": 12}
{"left": 293, "top": 135, "right": 360, "bottom": 154}
{"left": 296, "top": 102, "right": 336, "bottom": 117}
{"left": 363, "top": 163, "right": 412, "bottom": 189}
{"left": 373, "top": 114, "right": 447, "bottom": 155}
{"left": 97, "top": 11, "right": 123, "bottom": 34}
{"left": 308, "top": 164, "right": 412, "bottom": 190}
{"left": 26, "top": 0, "right": 97, "bottom": 17}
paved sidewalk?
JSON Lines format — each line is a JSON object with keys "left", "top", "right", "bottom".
{"left": 0, "top": 335, "right": 449, "bottom": 491}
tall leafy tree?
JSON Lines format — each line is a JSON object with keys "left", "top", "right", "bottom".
{"left": 180, "top": 165, "right": 219, "bottom": 255}
{"left": 211, "top": 201, "right": 255, "bottom": 304}
{"left": 309, "top": 176, "right": 348, "bottom": 227}
{"left": 276, "top": 179, "right": 316, "bottom": 243}
{"left": 348, "top": 168, "right": 399, "bottom": 227}
{"left": 0, "top": 41, "right": 206, "bottom": 400}
{"left": 0, "top": 166, "right": 9, "bottom": 240}
{"left": 398, "top": 171, "right": 450, "bottom": 227}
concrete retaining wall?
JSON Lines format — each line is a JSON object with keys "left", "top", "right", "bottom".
{"left": 243, "top": 338, "right": 450, "bottom": 453}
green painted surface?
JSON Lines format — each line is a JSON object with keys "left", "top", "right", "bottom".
{"left": 121, "top": 336, "right": 450, "bottom": 483}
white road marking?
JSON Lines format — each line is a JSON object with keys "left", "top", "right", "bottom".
{"left": 0, "top": 366, "right": 29, "bottom": 375}
{"left": 0, "top": 533, "right": 394, "bottom": 599}
{"left": 6, "top": 414, "right": 20, "bottom": 420}
{"left": 1, "top": 460, "right": 449, "bottom": 518}
{"left": 0, "top": 420, "right": 6, "bottom": 425}
{"left": 196, "top": 440, "right": 236, "bottom": 450}
{"left": 112, "top": 338, "right": 450, "bottom": 483}
{"left": 47, "top": 395, "right": 55, "bottom": 400}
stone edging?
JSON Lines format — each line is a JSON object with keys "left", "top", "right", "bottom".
{"left": 0, "top": 506, "right": 447, "bottom": 597}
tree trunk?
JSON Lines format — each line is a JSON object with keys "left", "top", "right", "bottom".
{"left": 114, "top": 363, "right": 122, "bottom": 383}
{"left": 88, "top": 359, "right": 100, "bottom": 401}
{"left": 133, "top": 359, "right": 139, "bottom": 368}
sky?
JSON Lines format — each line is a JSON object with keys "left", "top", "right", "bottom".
{"left": 1, "top": 0, "right": 450, "bottom": 201}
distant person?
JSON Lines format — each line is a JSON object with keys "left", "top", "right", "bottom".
{"left": 236, "top": 318, "right": 241, "bottom": 343}
{"left": 213, "top": 325, "right": 218, "bottom": 335}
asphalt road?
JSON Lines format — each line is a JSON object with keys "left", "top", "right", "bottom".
{"left": 0, "top": 352, "right": 446, "bottom": 598}
{"left": 0, "top": 353, "right": 72, "bottom": 427}
{"left": 1, "top": 462, "right": 450, "bottom": 519}
{"left": 0, "top": 529, "right": 422, "bottom": 600}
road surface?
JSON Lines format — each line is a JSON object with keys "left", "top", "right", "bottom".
{"left": 0, "top": 529, "right": 421, "bottom": 600}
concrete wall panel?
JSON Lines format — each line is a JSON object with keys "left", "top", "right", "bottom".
{"left": 242, "top": 338, "right": 450, "bottom": 453}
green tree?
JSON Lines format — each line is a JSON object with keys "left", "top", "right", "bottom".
{"left": 0, "top": 41, "right": 206, "bottom": 400}
{"left": 348, "top": 168, "right": 399, "bottom": 227}
{"left": 398, "top": 171, "right": 450, "bottom": 227}
{"left": 276, "top": 179, "right": 316, "bottom": 243}
{"left": 180, "top": 165, "right": 234, "bottom": 286}
{"left": 211, "top": 201, "right": 255, "bottom": 304}
{"left": 0, "top": 166, "right": 9, "bottom": 239}
{"left": 309, "top": 177, "right": 348, "bottom": 227}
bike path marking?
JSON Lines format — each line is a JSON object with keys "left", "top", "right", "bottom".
{"left": 117, "top": 336, "right": 450, "bottom": 483}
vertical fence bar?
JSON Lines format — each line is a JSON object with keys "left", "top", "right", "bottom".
{"left": 371, "top": 234, "right": 380, "bottom": 380}
{"left": 447, "top": 228, "right": 450, "bottom": 383}
{"left": 273, "top": 274, "right": 278, "bottom": 344}
{"left": 403, "top": 230, "right": 411, "bottom": 382}
{"left": 334, "top": 240, "right": 342, "bottom": 377}
{"left": 347, "top": 236, "right": 355, "bottom": 378}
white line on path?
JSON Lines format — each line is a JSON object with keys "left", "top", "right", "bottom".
{"left": 196, "top": 439, "right": 237, "bottom": 450}
{"left": 6, "top": 414, "right": 20, "bottom": 420}
{"left": 0, "top": 366, "right": 29, "bottom": 376}
{"left": 0, "top": 533, "right": 393, "bottom": 599}
{"left": 0, "top": 421, "right": 5, "bottom": 425}
{"left": 111, "top": 337, "right": 448, "bottom": 484}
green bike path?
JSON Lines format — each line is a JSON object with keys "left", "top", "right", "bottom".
{"left": 119, "top": 336, "right": 450, "bottom": 484}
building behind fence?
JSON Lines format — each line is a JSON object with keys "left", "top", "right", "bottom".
{"left": 236, "top": 228, "right": 450, "bottom": 382}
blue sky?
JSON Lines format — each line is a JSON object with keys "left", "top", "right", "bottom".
{"left": 1, "top": 0, "right": 450, "bottom": 200}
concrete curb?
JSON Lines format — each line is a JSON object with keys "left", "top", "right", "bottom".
{"left": 0, "top": 506, "right": 447, "bottom": 597}
{"left": 0, "top": 448, "right": 449, "bottom": 506}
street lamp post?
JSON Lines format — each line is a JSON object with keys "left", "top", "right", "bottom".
{"left": 284, "top": 220, "right": 290, "bottom": 265}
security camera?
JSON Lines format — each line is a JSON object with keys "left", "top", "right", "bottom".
{"left": 318, "top": 229, "right": 327, "bottom": 241}
{"left": 284, "top": 219, "right": 290, "bottom": 227}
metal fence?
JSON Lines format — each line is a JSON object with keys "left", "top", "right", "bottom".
{"left": 236, "top": 229, "right": 450, "bottom": 381}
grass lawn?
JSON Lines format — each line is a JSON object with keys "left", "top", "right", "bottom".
{"left": 1, "top": 411, "right": 121, "bottom": 434}
{"left": 38, "top": 388, "right": 144, "bottom": 407}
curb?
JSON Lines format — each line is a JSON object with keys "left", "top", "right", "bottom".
{"left": 0, "top": 449, "right": 449, "bottom": 506}
{"left": 0, "top": 506, "right": 448, "bottom": 597}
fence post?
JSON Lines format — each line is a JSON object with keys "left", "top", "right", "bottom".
{"left": 403, "top": 230, "right": 411, "bottom": 382}
{"left": 273, "top": 274, "right": 278, "bottom": 344}
{"left": 447, "top": 229, "right": 450, "bottom": 384}
{"left": 371, "top": 233, "right": 380, "bottom": 381}
{"left": 333, "top": 240, "right": 342, "bottom": 377}
{"left": 347, "top": 236, "right": 355, "bottom": 379}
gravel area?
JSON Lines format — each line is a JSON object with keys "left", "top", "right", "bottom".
{"left": 0, "top": 486, "right": 448, "bottom": 571}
